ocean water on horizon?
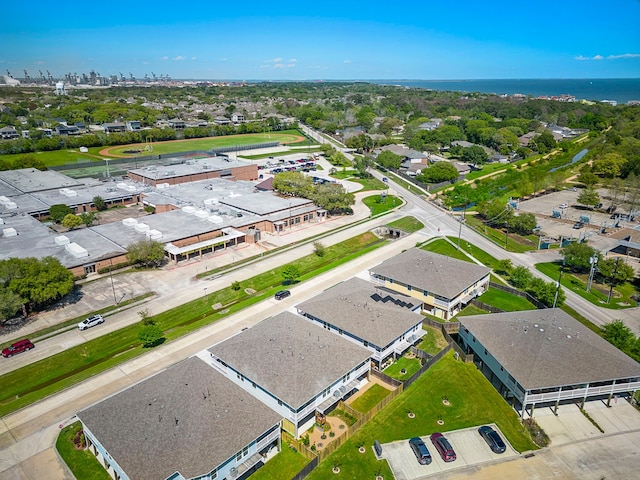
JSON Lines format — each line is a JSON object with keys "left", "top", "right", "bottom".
{"left": 370, "top": 78, "right": 640, "bottom": 104}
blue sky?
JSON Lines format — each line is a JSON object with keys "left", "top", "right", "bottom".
{"left": 2, "top": 0, "right": 639, "bottom": 80}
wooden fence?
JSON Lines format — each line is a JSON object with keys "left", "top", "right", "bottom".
{"left": 421, "top": 317, "right": 460, "bottom": 333}
{"left": 290, "top": 457, "right": 319, "bottom": 480}
{"left": 470, "top": 299, "right": 504, "bottom": 313}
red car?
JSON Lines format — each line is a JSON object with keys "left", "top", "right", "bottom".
{"left": 430, "top": 432, "right": 456, "bottom": 462}
{"left": 2, "top": 338, "right": 35, "bottom": 358}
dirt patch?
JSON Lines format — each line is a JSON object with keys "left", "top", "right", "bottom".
{"left": 306, "top": 416, "right": 347, "bottom": 450}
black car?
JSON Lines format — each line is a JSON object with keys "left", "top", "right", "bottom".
{"left": 573, "top": 221, "right": 584, "bottom": 229}
{"left": 478, "top": 426, "right": 506, "bottom": 454}
{"left": 274, "top": 290, "right": 291, "bottom": 300}
{"left": 409, "top": 437, "right": 432, "bottom": 465}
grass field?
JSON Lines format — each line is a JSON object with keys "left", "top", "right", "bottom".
{"left": 306, "top": 352, "right": 537, "bottom": 479}
{"left": 387, "top": 216, "right": 424, "bottom": 233}
{"left": 350, "top": 384, "right": 393, "bottom": 414}
{"left": 420, "top": 238, "right": 471, "bottom": 262}
{"left": 56, "top": 421, "right": 111, "bottom": 480}
{"left": 362, "top": 194, "right": 402, "bottom": 216}
{"left": 103, "top": 130, "right": 308, "bottom": 157}
{"left": 249, "top": 444, "right": 309, "bottom": 480}
{"left": 383, "top": 356, "right": 422, "bottom": 380}
{"left": 477, "top": 288, "right": 536, "bottom": 311}
{"left": 416, "top": 325, "right": 449, "bottom": 355}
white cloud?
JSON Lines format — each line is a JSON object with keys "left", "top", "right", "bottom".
{"left": 191, "top": 56, "right": 197, "bottom": 61}
{"left": 289, "top": 58, "right": 297, "bottom": 63}
{"left": 287, "top": 63, "right": 296, "bottom": 68}
{"left": 161, "top": 56, "right": 169, "bottom": 61}
{"left": 343, "top": 59, "right": 352, "bottom": 64}
{"left": 607, "top": 53, "right": 640, "bottom": 60}
{"left": 575, "top": 53, "right": 640, "bottom": 61}
{"left": 219, "top": 57, "right": 228, "bottom": 62}
{"left": 173, "top": 56, "right": 186, "bottom": 61}
{"left": 274, "top": 63, "right": 284, "bottom": 69}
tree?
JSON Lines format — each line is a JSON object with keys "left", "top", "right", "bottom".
{"left": 496, "top": 259, "right": 513, "bottom": 275}
{"left": 311, "top": 183, "right": 355, "bottom": 213}
{"left": 577, "top": 170, "right": 599, "bottom": 188}
{"left": 577, "top": 189, "right": 600, "bottom": 209}
{"left": 602, "top": 320, "right": 634, "bottom": 351}
{"left": 510, "top": 266, "right": 533, "bottom": 289}
{"left": 508, "top": 213, "right": 537, "bottom": 235}
{"left": 597, "top": 258, "right": 635, "bottom": 285}
{"left": 313, "top": 241, "right": 326, "bottom": 257}
{"left": 461, "top": 146, "right": 488, "bottom": 165}
{"left": 49, "top": 204, "right": 73, "bottom": 223}
{"left": 138, "top": 324, "right": 164, "bottom": 348}
{"left": 478, "top": 198, "right": 512, "bottom": 226}
{"left": 376, "top": 150, "right": 403, "bottom": 170}
{"left": 353, "top": 155, "right": 373, "bottom": 178}
{"left": 272, "top": 171, "right": 313, "bottom": 197}
{"left": 281, "top": 264, "right": 300, "bottom": 284}
{"left": 79, "top": 212, "right": 97, "bottom": 227}
{"left": 527, "top": 277, "right": 564, "bottom": 307}
{"left": 562, "top": 242, "right": 598, "bottom": 273}
{"left": 231, "top": 281, "right": 241, "bottom": 291}
{"left": 61, "top": 214, "right": 83, "bottom": 230}
{"left": 0, "top": 257, "right": 74, "bottom": 314}
{"left": 127, "top": 240, "right": 166, "bottom": 268}
{"left": 417, "top": 162, "right": 459, "bottom": 183}
{"left": 0, "top": 288, "right": 24, "bottom": 323}
{"left": 93, "top": 196, "right": 107, "bottom": 211}
{"left": 592, "top": 153, "right": 626, "bottom": 178}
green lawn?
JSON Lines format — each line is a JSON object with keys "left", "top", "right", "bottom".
{"left": 420, "top": 238, "right": 471, "bottom": 262}
{"left": 56, "top": 421, "right": 111, "bottom": 480}
{"left": 477, "top": 288, "right": 536, "bottom": 312}
{"left": 387, "top": 216, "right": 424, "bottom": 233}
{"left": 415, "top": 325, "right": 448, "bottom": 355}
{"left": 249, "top": 444, "right": 309, "bottom": 480}
{"left": 362, "top": 194, "right": 402, "bottom": 216}
{"left": 306, "top": 352, "right": 537, "bottom": 479}
{"left": 240, "top": 147, "right": 322, "bottom": 160}
{"left": 448, "top": 236, "right": 503, "bottom": 272}
{"left": 382, "top": 356, "right": 421, "bottom": 380}
{"left": 0, "top": 146, "right": 107, "bottom": 167}
{"left": 350, "top": 384, "right": 393, "bottom": 414}
{"left": 0, "top": 233, "right": 385, "bottom": 417}
{"left": 536, "top": 262, "right": 637, "bottom": 309}
{"left": 457, "top": 304, "right": 490, "bottom": 317}
{"left": 105, "top": 130, "right": 311, "bottom": 157}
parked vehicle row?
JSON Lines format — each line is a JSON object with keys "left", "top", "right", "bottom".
{"left": 409, "top": 426, "right": 505, "bottom": 466}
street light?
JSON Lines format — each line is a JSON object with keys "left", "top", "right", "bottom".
{"left": 586, "top": 255, "right": 598, "bottom": 293}
{"left": 456, "top": 197, "right": 468, "bottom": 250}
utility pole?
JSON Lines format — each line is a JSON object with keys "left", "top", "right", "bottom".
{"left": 553, "top": 260, "right": 565, "bottom": 308}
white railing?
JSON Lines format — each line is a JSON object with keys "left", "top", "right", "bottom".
{"left": 256, "top": 428, "right": 280, "bottom": 451}
{"left": 525, "top": 381, "right": 640, "bottom": 403}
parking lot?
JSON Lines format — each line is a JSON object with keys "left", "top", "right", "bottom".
{"left": 380, "top": 424, "right": 518, "bottom": 480}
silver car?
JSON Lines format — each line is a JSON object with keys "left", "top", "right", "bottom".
{"left": 78, "top": 314, "right": 104, "bottom": 330}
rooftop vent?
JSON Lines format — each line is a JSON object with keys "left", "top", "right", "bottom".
{"left": 55, "top": 235, "right": 70, "bottom": 246}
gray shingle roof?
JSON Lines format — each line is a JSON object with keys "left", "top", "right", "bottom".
{"left": 208, "top": 312, "right": 372, "bottom": 409}
{"left": 370, "top": 248, "right": 490, "bottom": 299}
{"left": 296, "top": 277, "right": 422, "bottom": 348}
{"left": 77, "top": 357, "right": 281, "bottom": 480}
{"left": 460, "top": 309, "right": 640, "bottom": 390}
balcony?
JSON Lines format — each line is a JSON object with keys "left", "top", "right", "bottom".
{"left": 525, "top": 381, "right": 640, "bottom": 404}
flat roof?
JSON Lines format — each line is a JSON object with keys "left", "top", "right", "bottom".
{"left": 129, "top": 156, "right": 253, "bottom": 180}
{"left": 78, "top": 357, "right": 281, "bottom": 480}
{"left": 140, "top": 177, "right": 312, "bottom": 216}
{"left": 296, "top": 277, "right": 422, "bottom": 348}
{"left": 91, "top": 207, "right": 259, "bottom": 249}
{"left": 0, "top": 168, "right": 84, "bottom": 193}
{"left": 0, "top": 214, "right": 126, "bottom": 268}
{"left": 208, "top": 312, "right": 372, "bottom": 409}
{"left": 460, "top": 309, "right": 640, "bottom": 390}
{"left": 370, "top": 248, "right": 491, "bottom": 299}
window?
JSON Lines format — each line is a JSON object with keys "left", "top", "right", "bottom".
{"left": 423, "top": 290, "right": 428, "bottom": 296}
{"left": 407, "top": 285, "right": 412, "bottom": 291}
{"left": 484, "top": 349, "right": 488, "bottom": 356}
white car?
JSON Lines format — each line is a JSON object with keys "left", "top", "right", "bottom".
{"left": 78, "top": 314, "right": 104, "bottom": 331}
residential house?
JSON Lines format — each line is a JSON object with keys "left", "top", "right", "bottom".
{"left": 103, "top": 122, "right": 126, "bottom": 133}
{"left": 168, "top": 118, "right": 186, "bottom": 129}
{"left": 214, "top": 117, "right": 232, "bottom": 125}
{"left": 0, "top": 126, "right": 19, "bottom": 139}
{"left": 208, "top": 312, "right": 372, "bottom": 437}
{"left": 231, "top": 113, "right": 245, "bottom": 124}
{"left": 295, "top": 277, "right": 424, "bottom": 367}
{"left": 369, "top": 249, "right": 491, "bottom": 320}
{"left": 78, "top": 357, "right": 282, "bottom": 480}
{"left": 459, "top": 309, "right": 640, "bottom": 417}
{"left": 55, "top": 124, "right": 80, "bottom": 136}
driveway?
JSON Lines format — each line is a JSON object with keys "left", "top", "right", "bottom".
{"left": 381, "top": 425, "right": 518, "bottom": 480}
